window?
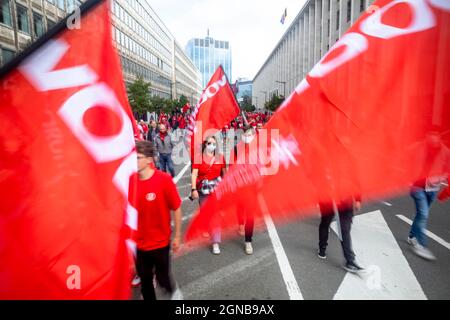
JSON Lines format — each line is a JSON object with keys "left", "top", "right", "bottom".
{"left": 360, "top": 0, "right": 365, "bottom": 12}
{"left": 57, "top": 0, "right": 65, "bottom": 10}
{"left": 33, "top": 13, "right": 44, "bottom": 38}
{"left": 0, "top": 0, "right": 12, "bottom": 26}
{"left": 347, "top": 0, "right": 351, "bottom": 22}
{"left": 16, "top": 4, "right": 29, "bottom": 34}
{"left": 47, "top": 18, "right": 55, "bottom": 29}
{"left": 1, "top": 47, "right": 15, "bottom": 65}
{"left": 336, "top": 9, "right": 340, "bottom": 30}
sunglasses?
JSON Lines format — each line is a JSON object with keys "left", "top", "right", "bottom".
{"left": 206, "top": 142, "right": 216, "bottom": 146}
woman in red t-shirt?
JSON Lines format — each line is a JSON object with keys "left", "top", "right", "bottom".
{"left": 191, "top": 136, "right": 226, "bottom": 255}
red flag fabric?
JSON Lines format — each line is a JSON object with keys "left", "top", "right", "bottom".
{"left": 182, "top": 103, "right": 191, "bottom": 114}
{"left": 438, "top": 186, "right": 450, "bottom": 202}
{"left": 0, "top": 0, "right": 137, "bottom": 299}
{"left": 185, "top": 0, "right": 450, "bottom": 244}
{"left": 186, "top": 66, "right": 240, "bottom": 163}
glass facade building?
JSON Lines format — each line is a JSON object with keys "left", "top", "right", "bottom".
{"left": 185, "top": 34, "right": 232, "bottom": 89}
{"left": 236, "top": 79, "right": 252, "bottom": 102}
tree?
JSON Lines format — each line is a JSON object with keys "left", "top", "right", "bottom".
{"left": 264, "top": 94, "right": 285, "bottom": 112}
{"left": 127, "top": 76, "right": 151, "bottom": 118}
{"left": 240, "top": 95, "right": 256, "bottom": 112}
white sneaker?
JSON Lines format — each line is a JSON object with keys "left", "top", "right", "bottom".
{"left": 212, "top": 243, "right": 221, "bottom": 255}
{"left": 131, "top": 275, "right": 141, "bottom": 287}
{"left": 407, "top": 236, "right": 418, "bottom": 246}
{"left": 245, "top": 242, "right": 253, "bottom": 255}
{"left": 412, "top": 244, "right": 436, "bottom": 261}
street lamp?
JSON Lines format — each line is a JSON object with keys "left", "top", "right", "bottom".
{"left": 275, "top": 80, "right": 286, "bottom": 98}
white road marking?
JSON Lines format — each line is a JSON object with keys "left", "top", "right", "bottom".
{"left": 173, "top": 162, "right": 191, "bottom": 184}
{"left": 381, "top": 201, "right": 392, "bottom": 206}
{"left": 177, "top": 183, "right": 192, "bottom": 189}
{"left": 332, "top": 210, "right": 426, "bottom": 300}
{"left": 180, "top": 248, "right": 274, "bottom": 299}
{"left": 396, "top": 214, "right": 450, "bottom": 250}
{"left": 258, "top": 194, "right": 304, "bottom": 300}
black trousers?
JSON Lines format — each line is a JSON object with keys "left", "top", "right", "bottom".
{"left": 318, "top": 201, "right": 355, "bottom": 264}
{"left": 136, "top": 246, "right": 174, "bottom": 300}
{"left": 238, "top": 210, "right": 255, "bottom": 242}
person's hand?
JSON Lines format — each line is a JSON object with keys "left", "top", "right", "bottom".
{"left": 192, "top": 189, "right": 199, "bottom": 199}
{"left": 354, "top": 201, "right": 361, "bottom": 212}
{"left": 172, "top": 236, "right": 182, "bottom": 253}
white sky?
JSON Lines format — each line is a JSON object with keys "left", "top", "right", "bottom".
{"left": 150, "top": 0, "right": 308, "bottom": 82}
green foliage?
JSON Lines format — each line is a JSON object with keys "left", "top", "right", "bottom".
{"left": 128, "top": 77, "right": 190, "bottom": 117}
{"left": 240, "top": 95, "right": 256, "bottom": 112}
{"left": 264, "top": 94, "right": 285, "bottom": 112}
{"left": 127, "top": 76, "right": 151, "bottom": 117}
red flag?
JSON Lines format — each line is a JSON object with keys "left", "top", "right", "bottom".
{"left": 0, "top": 0, "right": 138, "bottom": 299}
{"left": 187, "top": 66, "right": 240, "bottom": 163}
{"left": 185, "top": 0, "right": 450, "bottom": 244}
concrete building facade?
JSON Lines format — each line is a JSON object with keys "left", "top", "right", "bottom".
{"left": 0, "top": 0, "right": 82, "bottom": 65}
{"left": 0, "top": 0, "right": 202, "bottom": 104}
{"left": 253, "top": 0, "right": 375, "bottom": 110}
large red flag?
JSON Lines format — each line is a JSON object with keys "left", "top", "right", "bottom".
{"left": 0, "top": 0, "right": 138, "bottom": 299}
{"left": 185, "top": 0, "right": 450, "bottom": 244}
{"left": 186, "top": 66, "right": 240, "bottom": 163}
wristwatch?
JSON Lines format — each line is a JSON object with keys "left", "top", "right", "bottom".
{"left": 191, "top": 188, "right": 197, "bottom": 192}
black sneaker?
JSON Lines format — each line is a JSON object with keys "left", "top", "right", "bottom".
{"left": 317, "top": 249, "right": 326, "bottom": 259}
{"left": 343, "top": 261, "right": 365, "bottom": 273}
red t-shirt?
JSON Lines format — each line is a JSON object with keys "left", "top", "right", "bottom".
{"left": 192, "top": 154, "right": 226, "bottom": 189}
{"left": 135, "top": 170, "right": 182, "bottom": 251}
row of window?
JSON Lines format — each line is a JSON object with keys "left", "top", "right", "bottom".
{"left": 112, "top": 1, "right": 171, "bottom": 62}
{"left": 122, "top": 0, "right": 171, "bottom": 48}
{"left": 193, "top": 38, "right": 229, "bottom": 50}
{"left": 121, "top": 56, "right": 171, "bottom": 88}
{"left": 113, "top": 26, "right": 171, "bottom": 74}
{"left": 0, "top": 0, "right": 79, "bottom": 37}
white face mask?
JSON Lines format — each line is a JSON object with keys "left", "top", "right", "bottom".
{"left": 242, "top": 135, "right": 255, "bottom": 144}
{"left": 206, "top": 144, "right": 216, "bottom": 152}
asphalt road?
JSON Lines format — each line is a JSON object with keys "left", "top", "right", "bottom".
{"left": 133, "top": 160, "right": 450, "bottom": 300}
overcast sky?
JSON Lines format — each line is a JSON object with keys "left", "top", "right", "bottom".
{"left": 150, "top": 0, "right": 308, "bottom": 82}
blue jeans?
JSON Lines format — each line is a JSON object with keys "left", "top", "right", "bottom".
{"left": 409, "top": 187, "right": 437, "bottom": 247}
{"left": 159, "top": 153, "right": 175, "bottom": 177}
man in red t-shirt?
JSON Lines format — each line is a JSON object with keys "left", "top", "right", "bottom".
{"left": 134, "top": 140, "right": 182, "bottom": 300}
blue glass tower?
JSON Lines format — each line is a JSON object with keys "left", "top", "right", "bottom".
{"left": 185, "top": 31, "right": 232, "bottom": 89}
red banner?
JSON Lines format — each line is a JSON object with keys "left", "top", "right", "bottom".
{"left": 187, "top": 66, "right": 240, "bottom": 163}
{"left": 185, "top": 0, "right": 450, "bottom": 244}
{"left": 0, "top": 0, "right": 137, "bottom": 299}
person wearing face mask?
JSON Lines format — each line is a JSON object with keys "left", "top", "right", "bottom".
{"left": 155, "top": 124, "right": 176, "bottom": 177}
{"left": 229, "top": 126, "right": 258, "bottom": 254}
{"left": 191, "top": 136, "right": 227, "bottom": 255}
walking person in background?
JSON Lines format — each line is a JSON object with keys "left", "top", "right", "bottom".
{"left": 407, "top": 130, "right": 450, "bottom": 261}
{"left": 134, "top": 140, "right": 182, "bottom": 300}
{"left": 317, "top": 198, "right": 365, "bottom": 273}
{"left": 155, "top": 124, "right": 176, "bottom": 177}
{"left": 190, "top": 136, "right": 227, "bottom": 255}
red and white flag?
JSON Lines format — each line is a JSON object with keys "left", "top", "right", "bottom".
{"left": 186, "top": 65, "right": 240, "bottom": 163}
{"left": 185, "top": 0, "right": 450, "bottom": 244}
{"left": 0, "top": 0, "right": 139, "bottom": 299}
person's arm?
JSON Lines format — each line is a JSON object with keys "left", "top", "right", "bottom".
{"left": 191, "top": 168, "right": 199, "bottom": 199}
{"left": 171, "top": 207, "right": 182, "bottom": 252}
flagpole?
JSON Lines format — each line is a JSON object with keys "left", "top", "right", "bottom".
{"left": 0, "top": 0, "right": 106, "bottom": 79}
